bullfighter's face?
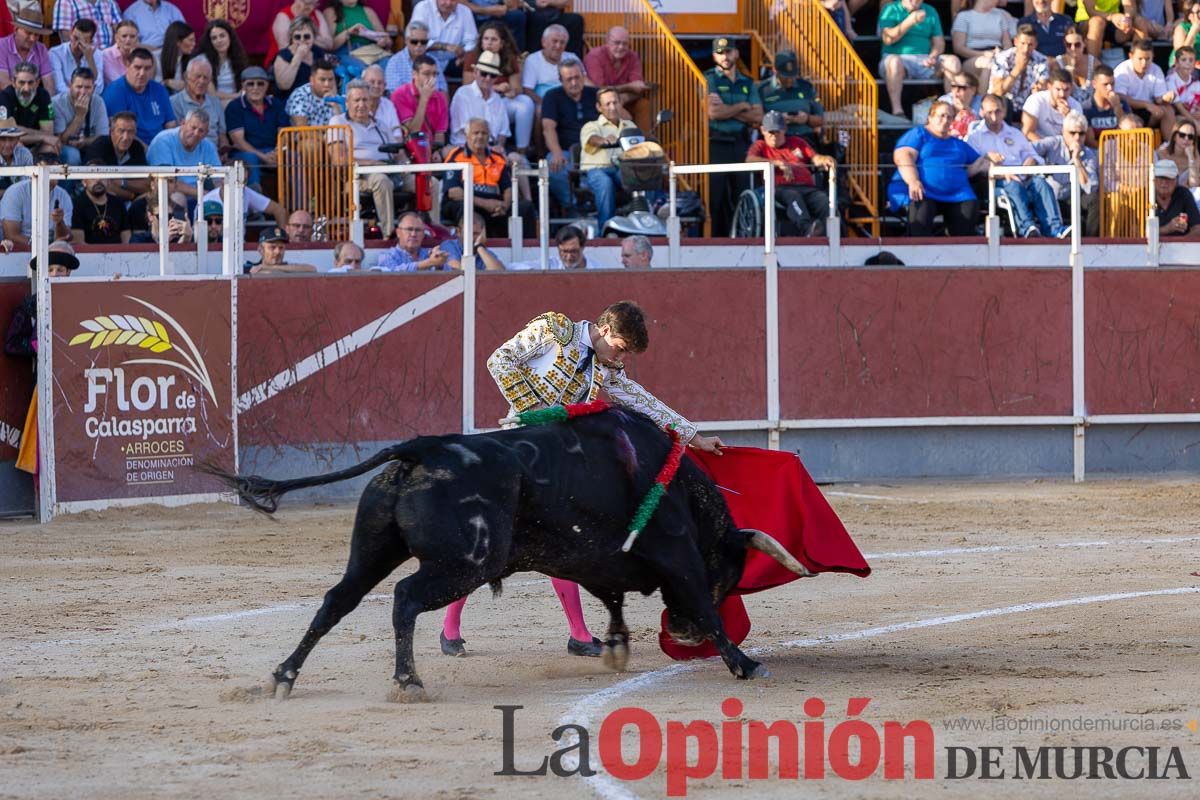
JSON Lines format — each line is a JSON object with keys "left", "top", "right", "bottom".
{"left": 592, "top": 324, "right": 631, "bottom": 368}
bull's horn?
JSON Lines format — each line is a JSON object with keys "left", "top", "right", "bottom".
{"left": 744, "top": 529, "right": 815, "bottom": 577}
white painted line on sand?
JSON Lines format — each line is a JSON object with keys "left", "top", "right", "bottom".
{"left": 561, "top": 586, "right": 1200, "bottom": 800}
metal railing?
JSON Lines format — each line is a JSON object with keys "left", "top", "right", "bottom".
{"left": 1098, "top": 128, "right": 1155, "bottom": 240}
{"left": 277, "top": 125, "right": 356, "bottom": 242}
{"left": 742, "top": 0, "right": 878, "bottom": 237}
{"left": 574, "top": 0, "right": 709, "bottom": 234}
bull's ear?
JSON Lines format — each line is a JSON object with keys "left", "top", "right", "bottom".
{"left": 742, "top": 528, "right": 815, "bottom": 577}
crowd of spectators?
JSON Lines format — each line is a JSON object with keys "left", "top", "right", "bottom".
{"left": 1, "top": 0, "right": 1194, "bottom": 261}
{"left": 874, "top": 0, "right": 1200, "bottom": 238}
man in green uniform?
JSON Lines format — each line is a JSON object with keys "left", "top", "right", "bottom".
{"left": 705, "top": 37, "right": 763, "bottom": 237}
{"left": 757, "top": 50, "right": 824, "bottom": 147}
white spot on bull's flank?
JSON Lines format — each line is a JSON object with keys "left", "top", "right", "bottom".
{"left": 467, "top": 514, "right": 490, "bottom": 565}
{"left": 572, "top": 525, "right": 581, "bottom": 533}
{"left": 447, "top": 443, "right": 482, "bottom": 466}
{"left": 459, "top": 493, "right": 490, "bottom": 505}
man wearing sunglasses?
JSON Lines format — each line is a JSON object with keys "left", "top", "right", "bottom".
{"left": 226, "top": 67, "right": 288, "bottom": 193}
{"left": 384, "top": 21, "right": 447, "bottom": 94}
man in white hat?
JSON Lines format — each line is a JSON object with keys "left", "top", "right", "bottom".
{"left": 0, "top": 7, "right": 56, "bottom": 93}
{"left": 1153, "top": 159, "right": 1200, "bottom": 237}
{"left": 448, "top": 48, "right": 509, "bottom": 147}
{"left": 0, "top": 126, "right": 33, "bottom": 201}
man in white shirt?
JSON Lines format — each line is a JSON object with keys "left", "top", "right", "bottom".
{"left": 579, "top": 87, "right": 636, "bottom": 229}
{"left": 448, "top": 49, "right": 509, "bottom": 147}
{"left": 410, "top": 0, "right": 477, "bottom": 78}
{"left": 521, "top": 24, "right": 584, "bottom": 103}
{"left": 967, "top": 93, "right": 1068, "bottom": 238}
{"left": 1114, "top": 39, "right": 1176, "bottom": 140}
{"left": 1021, "top": 67, "right": 1082, "bottom": 140}
{"left": 330, "top": 79, "right": 399, "bottom": 238}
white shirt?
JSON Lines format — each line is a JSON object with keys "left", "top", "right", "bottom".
{"left": 1021, "top": 90, "right": 1083, "bottom": 138}
{"left": 521, "top": 50, "right": 584, "bottom": 95}
{"left": 120, "top": 0, "right": 185, "bottom": 48}
{"left": 373, "top": 98, "right": 403, "bottom": 140}
{"left": 965, "top": 120, "right": 1039, "bottom": 167}
{"left": 1113, "top": 60, "right": 1169, "bottom": 103}
{"left": 410, "top": 0, "right": 478, "bottom": 52}
{"left": 329, "top": 112, "right": 394, "bottom": 162}
{"left": 950, "top": 9, "right": 1016, "bottom": 51}
{"left": 448, "top": 80, "right": 510, "bottom": 145}
{"left": 202, "top": 185, "right": 272, "bottom": 214}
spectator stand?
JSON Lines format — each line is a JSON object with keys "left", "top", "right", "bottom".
{"left": 742, "top": 0, "right": 878, "bottom": 237}
{"left": 574, "top": 0, "right": 710, "bottom": 233}
{"left": 1098, "top": 128, "right": 1157, "bottom": 246}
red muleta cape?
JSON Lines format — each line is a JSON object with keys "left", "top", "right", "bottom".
{"left": 658, "top": 447, "right": 870, "bottom": 660}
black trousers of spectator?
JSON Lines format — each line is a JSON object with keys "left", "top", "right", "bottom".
{"left": 709, "top": 135, "right": 750, "bottom": 237}
{"left": 1069, "top": 190, "right": 1100, "bottom": 237}
{"left": 528, "top": 9, "right": 585, "bottom": 57}
{"left": 442, "top": 198, "right": 535, "bottom": 240}
{"left": 907, "top": 197, "right": 979, "bottom": 237}
{"left": 777, "top": 185, "right": 829, "bottom": 235}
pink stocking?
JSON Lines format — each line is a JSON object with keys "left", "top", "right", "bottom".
{"left": 551, "top": 578, "right": 593, "bottom": 641}
{"left": 442, "top": 596, "right": 467, "bottom": 640}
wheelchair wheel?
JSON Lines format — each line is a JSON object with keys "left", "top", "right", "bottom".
{"left": 731, "top": 188, "right": 763, "bottom": 237}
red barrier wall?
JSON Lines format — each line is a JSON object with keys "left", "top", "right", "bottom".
{"left": 780, "top": 269, "right": 1075, "bottom": 418}
{"left": 472, "top": 271, "right": 768, "bottom": 429}
{"left": 1, "top": 281, "right": 33, "bottom": 461}
{"left": 237, "top": 275, "right": 463, "bottom": 448}
{"left": 1085, "top": 270, "right": 1200, "bottom": 414}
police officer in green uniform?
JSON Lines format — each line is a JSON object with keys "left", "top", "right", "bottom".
{"left": 705, "top": 37, "right": 763, "bottom": 237}
{"left": 758, "top": 50, "right": 824, "bottom": 147}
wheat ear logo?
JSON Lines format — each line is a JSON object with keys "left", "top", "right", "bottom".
{"left": 68, "top": 296, "right": 219, "bottom": 407}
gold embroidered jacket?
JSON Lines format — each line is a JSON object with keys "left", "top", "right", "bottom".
{"left": 487, "top": 312, "right": 699, "bottom": 442}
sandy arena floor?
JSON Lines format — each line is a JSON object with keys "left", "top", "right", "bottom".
{"left": 1, "top": 478, "right": 1198, "bottom": 799}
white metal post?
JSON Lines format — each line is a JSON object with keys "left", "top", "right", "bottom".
{"left": 537, "top": 159, "right": 549, "bottom": 270}
{"left": 156, "top": 177, "right": 171, "bottom": 275}
{"left": 763, "top": 161, "right": 780, "bottom": 450}
{"left": 462, "top": 174, "right": 476, "bottom": 433}
{"left": 667, "top": 164, "right": 680, "bottom": 267}
{"left": 32, "top": 167, "right": 54, "bottom": 522}
{"left": 826, "top": 164, "right": 841, "bottom": 266}
{"left": 986, "top": 171, "right": 1000, "bottom": 265}
{"left": 1069, "top": 166, "right": 1086, "bottom": 482}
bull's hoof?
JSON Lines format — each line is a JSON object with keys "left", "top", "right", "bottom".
{"left": 388, "top": 676, "right": 429, "bottom": 704}
{"left": 567, "top": 636, "right": 603, "bottom": 657}
{"left": 439, "top": 631, "right": 467, "bottom": 657}
{"left": 736, "top": 661, "right": 771, "bottom": 680}
{"left": 271, "top": 668, "right": 297, "bottom": 701}
{"left": 601, "top": 641, "right": 629, "bottom": 672}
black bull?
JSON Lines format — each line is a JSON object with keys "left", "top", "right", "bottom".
{"left": 208, "top": 408, "right": 811, "bottom": 700}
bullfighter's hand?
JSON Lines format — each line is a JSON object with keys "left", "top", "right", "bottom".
{"left": 689, "top": 434, "right": 725, "bottom": 454}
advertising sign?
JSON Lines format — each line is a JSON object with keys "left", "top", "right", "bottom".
{"left": 50, "top": 279, "right": 235, "bottom": 506}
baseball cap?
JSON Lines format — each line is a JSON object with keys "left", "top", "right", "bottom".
{"left": 761, "top": 110, "right": 787, "bottom": 132}
{"left": 202, "top": 201, "right": 223, "bottom": 220}
{"left": 775, "top": 50, "right": 799, "bottom": 78}
{"left": 240, "top": 66, "right": 271, "bottom": 83}
{"left": 712, "top": 37, "right": 734, "bottom": 54}
{"left": 259, "top": 225, "right": 288, "bottom": 243}
{"left": 1153, "top": 159, "right": 1179, "bottom": 180}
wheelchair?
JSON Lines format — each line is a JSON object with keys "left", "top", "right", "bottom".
{"left": 730, "top": 175, "right": 827, "bottom": 238}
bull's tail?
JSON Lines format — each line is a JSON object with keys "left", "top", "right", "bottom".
{"left": 199, "top": 443, "right": 415, "bottom": 514}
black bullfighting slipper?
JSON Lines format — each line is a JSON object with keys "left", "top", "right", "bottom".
{"left": 440, "top": 631, "right": 467, "bottom": 657}
{"left": 567, "top": 636, "right": 603, "bottom": 657}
